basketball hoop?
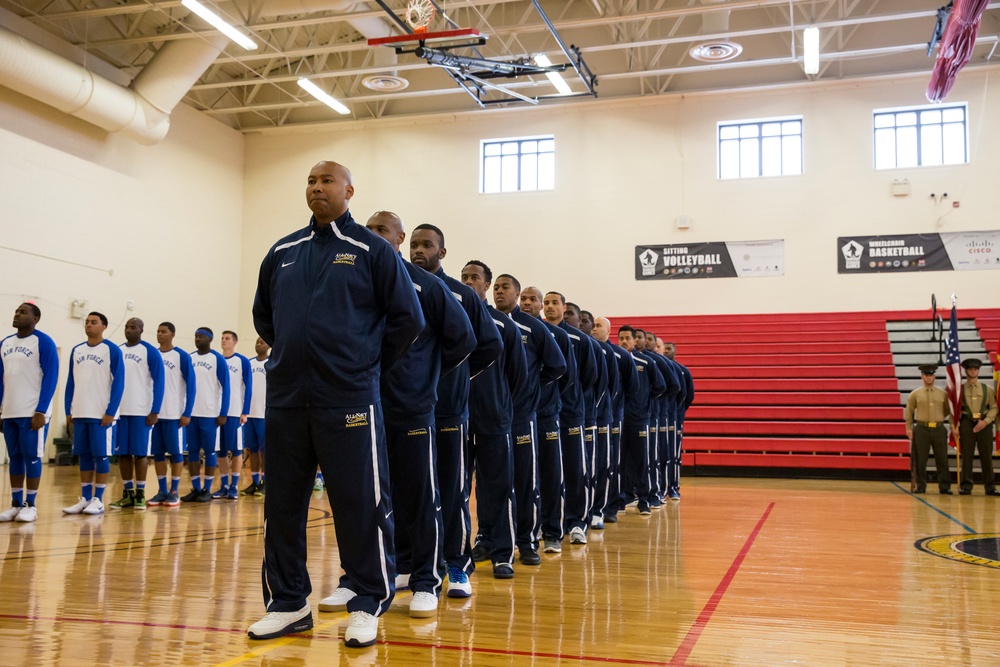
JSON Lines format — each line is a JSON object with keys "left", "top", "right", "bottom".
{"left": 406, "top": 0, "right": 435, "bottom": 33}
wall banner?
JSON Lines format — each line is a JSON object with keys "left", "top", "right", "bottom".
{"left": 837, "top": 230, "right": 1000, "bottom": 274}
{"left": 635, "top": 240, "right": 784, "bottom": 280}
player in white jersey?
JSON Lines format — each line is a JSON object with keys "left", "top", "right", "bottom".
{"left": 148, "top": 322, "right": 196, "bottom": 507}
{"left": 63, "top": 312, "right": 125, "bottom": 516}
{"left": 0, "top": 303, "right": 59, "bottom": 523}
{"left": 109, "top": 318, "right": 164, "bottom": 511}
{"left": 181, "top": 327, "right": 229, "bottom": 503}
{"left": 242, "top": 337, "right": 269, "bottom": 497}
{"left": 214, "top": 330, "right": 251, "bottom": 500}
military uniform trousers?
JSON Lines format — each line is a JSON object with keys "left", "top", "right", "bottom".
{"left": 959, "top": 418, "right": 996, "bottom": 493}
{"left": 913, "top": 423, "right": 951, "bottom": 493}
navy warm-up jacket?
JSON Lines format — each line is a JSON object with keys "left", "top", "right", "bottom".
{"left": 557, "top": 321, "right": 598, "bottom": 427}
{"left": 468, "top": 304, "right": 528, "bottom": 436}
{"left": 252, "top": 211, "right": 425, "bottom": 408}
{"left": 510, "top": 306, "right": 567, "bottom": 425}
{"left": 537, "top": 320, "right": 574, "bottom": 423}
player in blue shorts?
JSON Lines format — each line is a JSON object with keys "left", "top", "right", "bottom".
{"left": 181, "top": 328, "right": 229, "bottom": 503}
{"left": 214, "top": 330, "right": 251, "bottom": 500}
{"left": 148, "top": 322, "right": 196, "bottom": 507}
{"left": 242, "top": 337, "right": 268, "bottom": 496}
{"left": 63, "top": 312, "right": 125, "bottom": 516}
{"left": 0, "top": 303, "right": 59, "bottom": 523}
{"left": 109, "top": 318, "right": 164, "bottom": 510}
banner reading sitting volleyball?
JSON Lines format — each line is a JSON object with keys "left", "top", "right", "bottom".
{"left": 838, "top": 230, "right": 1000, "bottom": 273}
{"left": 635, "top": 240, "right": 784, "bottom": 280}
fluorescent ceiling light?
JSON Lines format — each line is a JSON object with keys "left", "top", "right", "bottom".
{"left": 803, "top": 26, "right": 819, "bottom": 75}
{"left": 297, "top": 78, "right": 351, "bottom": 115}
{"left": 182, "top": 0, "right": 258, "bottom": 51}
{"left": 534, "top": 54, "right": 573, "bottom": 95}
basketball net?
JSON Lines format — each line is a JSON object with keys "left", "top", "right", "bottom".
{"left": 405, "top": 0, "right": 435, "bottom": 33}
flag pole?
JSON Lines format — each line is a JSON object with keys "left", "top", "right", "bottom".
{"left": 950, "top": 294, "right": 962, "bottom": 489}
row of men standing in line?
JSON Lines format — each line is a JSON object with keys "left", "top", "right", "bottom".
{"left": 0, "top": 302, "right": 270, "bottom": 521}
{"left": 246, "top": 159, "right": 695, "bottom": 650}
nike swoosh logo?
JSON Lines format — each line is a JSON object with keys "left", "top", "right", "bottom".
{"left": 281, "top": 261, "right": 295, "bottom": 267}
{"left": 385, "top": 510, "right": 393, "bottom": 519}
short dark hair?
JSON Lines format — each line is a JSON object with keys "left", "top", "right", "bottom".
{"left": 21, "top": 302, "right": 41, "bottom": 318}
{"left": 545, "top": 291, "right": 566, "bottom": 304}
{"left": 565, "top": 302, "right": 580, "bottom": 315}
{"left": 464, "top": 260, "right": 492, "bottom": 282}
{"left": 580, "top": 310, "right": 593, "bottom": 321}
{"left": 159, "top": 321, "right": 176, "bottom": 334}
{"left": 664, "top": 341, "right": 675, "bottom": 348}
{"left": 222, "top": 330, "right": 238, "bottom": 342}
{"left": 413, "top": 223, "right": 445, "bottom": 247}
{"left": 634, "top": 328, "right": 646, "bottom": 336}
{"left": 618, "top": 325, "right": 635, "bottom": 336}
{"left": 496, "top": 273, "right": 521, "bottom": 292}
{"left": 89, "top": 311, "right": 108, "bottom": 326}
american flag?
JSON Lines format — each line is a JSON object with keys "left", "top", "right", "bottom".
{"left": 945, "top": 304, "right": 962, "bottom": 449}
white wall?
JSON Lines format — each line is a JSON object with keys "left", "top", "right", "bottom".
{"left": 0, "top": 86, "right": 245, "bottom": 448}
{"left": 241, "top": 67, "right": 1000, "bottom": 337}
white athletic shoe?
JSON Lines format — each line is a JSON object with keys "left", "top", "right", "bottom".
{"left": 344, "top": 610, "right": 378, "bottom": 647}
{"left": 409, "top": 591, "right": 438, "bottom": 618}
{"left": 63, "top": 497, "right": 90, "bottom": 515}
{"left": 318, "top": 587, "right": 357, "bottom": 612}
{"left": 15, "top": 505, "right": 37, "bottom": 523}
{"left": 0, "top": 504, "right": 22, "bottom": 522}
{"left": 82, "top": 497, "right": 104, "bottom": 515}
{"left": 395, "top": 573, "right": 410, "bottom": 591}
{"left": 569, "top": 526, "right": 588, "bottom": 544}
{"left": 247, "top": 603, "right": 313, "bottom": 640}
{"left": 590, "top": 515, "right": 605, "bottom": 530}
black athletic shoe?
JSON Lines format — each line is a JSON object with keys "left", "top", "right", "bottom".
{"left": 241, "top": 482, "right": 258, "bottom": 496}
{"left": 195, "top": 489, "right": 212, "bottom": 502}
{"left": 180, "top": 489, "right": 200, "bottom": 503}
{"left": 519, "top": 549, "right": 541, "bottom": 566}
{"left": 471, "top": 543, "right": 490, "bottom": 562}
{"left": 492, "top": 563, "right": 514, "bottom": 579}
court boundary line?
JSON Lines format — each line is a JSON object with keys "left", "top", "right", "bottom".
{"left": 890, "top": 481, "right": 977, "bottom": 533}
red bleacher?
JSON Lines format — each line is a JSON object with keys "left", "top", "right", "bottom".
{"left": 616, "top": 309, "right": 1000, "bottom": 478}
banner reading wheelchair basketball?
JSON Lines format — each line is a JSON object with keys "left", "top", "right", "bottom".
{"left": 837, "top": 230, "right": 1000, "bottom": 273}
{"left": 635, "top": 239, "right": 784, "bottom": 280}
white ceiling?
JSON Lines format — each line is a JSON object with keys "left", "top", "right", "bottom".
{"left": 2, "top": 0, "right": 999, "bottom": 132}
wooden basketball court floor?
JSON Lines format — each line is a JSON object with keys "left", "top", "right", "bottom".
{"left": 1, "top": 468, "right": 998, "bottom": 666}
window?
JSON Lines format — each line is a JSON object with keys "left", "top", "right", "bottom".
{"left": 873, "top": 104, "right": 968, "bottom": 169}
{"left": 481, "top": 136, "right": 554, "bottom": 193}
{"left": 718, "top": 117, "right": 802, "bottom": 179}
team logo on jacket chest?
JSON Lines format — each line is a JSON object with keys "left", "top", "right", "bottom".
{"left": 333, "top": 253, "right": 357, "bottom": 266}
{"left": 346, "top": 412, "right": 369, "bottom": 427}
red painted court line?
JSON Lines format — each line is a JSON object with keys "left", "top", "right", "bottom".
{"left": 669, "top": 502, "right": 776, "bottom": 667}
{"left": 382, "top": 639, "right": 677, "bottom": 665}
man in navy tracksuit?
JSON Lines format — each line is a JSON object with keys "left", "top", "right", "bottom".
{"left": 493, "top": 275, "right": 567, "bottom": 566}
{"left": 664, "top": 341, "right": 696, "bottom": 500}
{"left": 409, "top": 224, "right": 502, "bottom": 598}
{"left": 565, "top": 303, "right": 607, "bottom": 537}
{"left": 593, "top": 317, "right": 637, "bottom": 523}
{"left": 520, "top": 286, "right": 575, "bottom": 554}
{"left": 249, "top": 161, "right": 425, "bottom": 647}
{"left": 641, "top": 332, "right": 682, "bottom": 505}
{"left": 320, "top": 211, "right": 476, "bottom": 620}
{"left": 543, "top": 292, "right": 597, "bottom": 545}
{"left": 580, "top": 310, "right": 620, "bottom": 529}
{"left": 616, "top": 325, "right": 665, "bottom": 516}
{"left": 462, "top": 260, "right": 527, "bottom": 579}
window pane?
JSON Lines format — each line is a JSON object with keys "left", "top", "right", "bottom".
{"left": 782, "top": 121, "right": 802, "bottom": 135}
{"left": 896, "top": 126, "right": 918, "bottom": 167}
{"left": 896, "top": 112, "right": 917, "bottom": 127}
{"left": 484, "top": 143, "right": 501, "bottom": 156}
{"left": 921, "top": 125, "right": 943, "bottom": 166}
{"left": 483, "top": 156, "right": 501, "bottom": 192}
{"left": 874, "top": 128, "right": 896, "bottom": 169}
{"left": 521, "top": 140, "right": 537, "bottom": 154}
{"left": 538, "top": 139, "right": 555, "bottom": 152}
{"left": 782, "top": 135, "right": 802, "bottom": 175}
{"left": 719, "top": 125, "right": 739, "bottom": 140}
{"left": 739, "top": 124, "right": 759, "bottom": 138}
{"left": 538, "top": 152, "right": 555, "bottom": 189}
{"left": 501, "top": 142, "right": 519, "bottom": 155}
{"left": 761, "top": 136, "right": 782, "bottom": 176}
{"left": 921, "top": 109, "right": 942, "bottom": 125}
{"left": 719, "top": 140, "right": 740, "bottom": 179}
{"left": 501, "top": 155, "right": 519, "bottom": 191}
{"left": 761, "top": 123, "right": 781, "bottom": 137}
{"left": 874, "top": 114, "right": 895, "bottom": 129}
{"left": 520, "top": 154, "right": 538, "bottom": 190}
{"left": 740, "top": 138, "right": 760, "bottom": 177}
{"left": 942, "top": 108, "right": 965, "bottom": 123}
{"left": 943, "top": 123, "right": 966, "bottom": 163}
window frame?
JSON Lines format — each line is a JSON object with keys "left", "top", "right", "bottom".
{"left": 717, "top": 115, "right": 804, "bottom": 180}
{"left": 479, "top": 134, "right": 555, "bottom": 194}
{"left": 872, "top": 102, "right": 969, "bottom": 170}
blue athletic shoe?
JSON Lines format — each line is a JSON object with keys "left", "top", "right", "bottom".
{"left": 227, "top": 486, "right": 239, "bottom": 500}
{"left": 211, "top": 486, "right": 229, "bottom": 500}
{"left": 447, "top": 566, "right": 471, "bottom": 598}
{"left": 146, "top": 491, "right": 168, "bottom": 506}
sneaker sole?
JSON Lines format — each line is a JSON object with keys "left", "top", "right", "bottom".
{"left": 409, "top": 606, "right": 437, "bottom": 619}
{"left": 344, "top": 636, "right": 376, "bottom": 648}
{"left": 248, "top": 616, "right": 313, "bottom": 640}
{"left": 446, "top": 587, "right": 471, "bottom": 598}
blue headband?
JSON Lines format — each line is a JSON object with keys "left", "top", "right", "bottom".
{"left": 196, "top": 328, "right": 214, "bottom": 339}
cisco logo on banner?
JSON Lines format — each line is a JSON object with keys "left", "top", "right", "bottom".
{"left": 841, "top": 240, "right": 864, "bottom": 269}
{"left": 966, "top": 239, "right": 993, "bottom": 255}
